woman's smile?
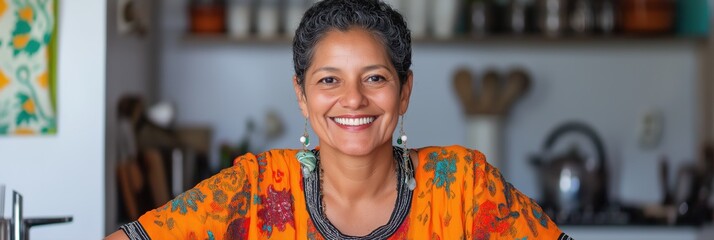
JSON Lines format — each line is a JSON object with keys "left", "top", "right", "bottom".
{"left": 331, "top": 115, "right": 377, "bottom": 130}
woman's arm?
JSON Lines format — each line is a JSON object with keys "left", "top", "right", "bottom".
{"left": 104, "top": 230, "right": 129, "bottom": 240}
{"left": 107, "top": 153, "right": 258, "bottom": 239}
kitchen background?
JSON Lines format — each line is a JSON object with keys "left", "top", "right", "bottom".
{"left": 0, "top": 0, "right": 713, "bottom": 239}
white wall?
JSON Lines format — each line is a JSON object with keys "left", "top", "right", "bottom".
{"left": 159, "top": 0, "right": 698, "bottom": 204}
{"left": 0, "top": 1, "right": 106, "bottom": 239}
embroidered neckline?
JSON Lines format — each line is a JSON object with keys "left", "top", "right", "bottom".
{"left": 302, "top": 146, "right": 415, "bottom": 239}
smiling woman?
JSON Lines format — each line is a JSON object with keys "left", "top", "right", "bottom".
{"left": 105, "top": 0, "right": 570, "bottom": 239}
{"left": 296, "top": 28, "right": 408, "bottom": 159}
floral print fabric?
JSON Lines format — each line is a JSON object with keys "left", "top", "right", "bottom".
{"left": 135, "top": 146, "right": 563, "bottom": 239}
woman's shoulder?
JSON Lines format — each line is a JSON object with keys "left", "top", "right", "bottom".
{"left": 412, "top": 145, "right": 494, "bottom": 186}
{"left": 227, "top": 148, "right": 303, "bottom": 186}
{"left": 414, "top": 145, "right": 487, "bottom": 165}
{"left": 229, "top": 149, "right": 301, "bottom": 173}
{"left": 204, "top": 149, "right": 303, "bottom": 192}
{"left": 415, "top": 144, "right": 483, "bottom": 154}
{"left": 231, "top": 149, "right": 301, "bottom": 165}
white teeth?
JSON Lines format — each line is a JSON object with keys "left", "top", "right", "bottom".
{"left": 334, "top": 117, "right": 375, "bottom": 126}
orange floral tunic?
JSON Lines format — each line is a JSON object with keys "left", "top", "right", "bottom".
{"left": 120, "top": 145, "right": 569, "bottom": 239}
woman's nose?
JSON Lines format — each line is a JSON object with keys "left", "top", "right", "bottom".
{"left": 339, "top": 81, "right": 368, "bottom": 109}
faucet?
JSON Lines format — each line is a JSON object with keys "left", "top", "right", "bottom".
{"left": 2, "top": 191, "right": 72, "bottom": 240}
{"left": 11, "top": 191, "right": 22, "bottom": 240}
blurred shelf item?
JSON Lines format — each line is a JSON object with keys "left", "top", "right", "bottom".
{"left": 676, "top": 0, "right": 711, "bottom": 37}
{"left": 256, "top": 0, "right": 281, "bottom": 38}
{"left": 226, "top": 0, "right": 251, "bottom": 38}
{"left": 183, "top": 33, "right": 293, "bottom": 45}
{"left": 620, "top": 0, "right": 676, "bottom": 34}
{"left": 188, "top": 0, "right": 227, "bottom": 34}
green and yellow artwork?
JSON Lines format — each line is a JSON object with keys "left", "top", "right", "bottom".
{"left": 0, "top": 0, "right": 57, "bottom": 135}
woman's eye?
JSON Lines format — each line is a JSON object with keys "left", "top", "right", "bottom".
{"left": 367, "top": 75, "right": 386, "bottom": 82}
{"left": 318, "top": 77, "right": 336, "bottom": 84}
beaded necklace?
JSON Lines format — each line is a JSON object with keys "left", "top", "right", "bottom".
{"left": 303, "top": 146, "right": 415, "bottom": 239}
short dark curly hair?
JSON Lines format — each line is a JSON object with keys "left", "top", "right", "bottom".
{"left": 292, "top": 0, "right": 412, "bottom": 93}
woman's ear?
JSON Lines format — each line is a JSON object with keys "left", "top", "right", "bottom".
{"left": 293, "top": 75, "right": 309, "bottom": 118}
{"left": 399, "top": 71, "right": 413, "bottom": 115}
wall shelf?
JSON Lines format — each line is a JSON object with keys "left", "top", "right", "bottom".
{"left": 182, "top": 33, "right": 708, "bottom": 46}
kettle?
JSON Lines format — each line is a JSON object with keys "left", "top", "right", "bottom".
{"left": 531, "top": 121, "right": 609, "bottom": 222}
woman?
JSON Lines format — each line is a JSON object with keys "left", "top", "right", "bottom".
{"left": 107, "top": 0, "right": 570, "bottom": 239}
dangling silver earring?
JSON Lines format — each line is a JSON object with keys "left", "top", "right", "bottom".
{"left": 399, "top": 115, "right": 416, "bottom": 190}
{"left": 296, "top": 118, "right": 316, "bottom": 175}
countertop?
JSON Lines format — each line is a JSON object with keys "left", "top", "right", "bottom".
{"left": 561, "top": 225, "right": 714, "bottom": 240}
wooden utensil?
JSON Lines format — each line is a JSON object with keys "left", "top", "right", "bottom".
{"left": 453, "top": 68, "right": 475, "bottom": 115}
{"left": 479, "top": 69, "right": 501, "bottom": 114}
{"left": 496, "top": 68, "right": 531, "bottom": 115}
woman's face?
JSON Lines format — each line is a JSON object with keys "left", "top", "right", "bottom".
{"left": 294, "top": 28, "right": 413, "bottom": 157}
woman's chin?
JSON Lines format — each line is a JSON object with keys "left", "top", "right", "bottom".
{"left": 335, "top": 145, "right": 373, "bottom": 156}
{"left": 328, "top": 141, "right": 392, "bottom": 157}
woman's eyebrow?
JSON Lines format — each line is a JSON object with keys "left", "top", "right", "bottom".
{"left": 311, "top": 65, "right": 391, "bottom": 75}
{"left": 311, "top": 66, "right": 340, "bottom": 75}
{"left": 363, "top": 64, "right": 391, "bottom": 72}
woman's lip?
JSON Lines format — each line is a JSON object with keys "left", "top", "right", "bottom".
{"left": 330, "top": 114, "right": 378, "bottom": 118}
